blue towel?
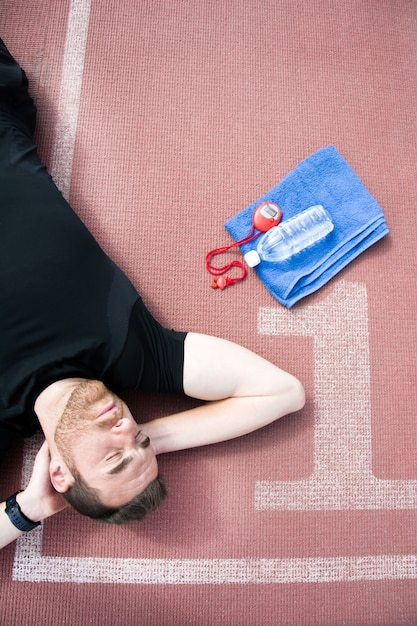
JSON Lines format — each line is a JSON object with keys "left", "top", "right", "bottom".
{"left": 224, "top": 145, "right": 389, "bottom": 308}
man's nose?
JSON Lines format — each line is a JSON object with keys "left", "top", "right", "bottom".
{"left": 111, "top": 418, "right": 132, "bottom": 433}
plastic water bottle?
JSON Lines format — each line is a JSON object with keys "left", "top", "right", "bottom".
{"left": 244, "top": 205, "right": 334, "bottom": 267}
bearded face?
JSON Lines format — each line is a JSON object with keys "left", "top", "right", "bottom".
{"left": 52, "top": 380, "right": 159, "bottom": 507}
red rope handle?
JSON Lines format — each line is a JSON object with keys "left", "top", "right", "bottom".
{"left": 205, "top": 225, "right": 261, "bottom": 290}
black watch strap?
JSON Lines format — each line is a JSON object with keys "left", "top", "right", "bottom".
{"left": 5, "top": 491, "right": 41, "bottom": 532}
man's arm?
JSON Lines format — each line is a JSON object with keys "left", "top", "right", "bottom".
{"left": 145, "top": 333, "right": 305, "bottom": 454}
{"left": 0, "top": 441, "right": 67, "bottom": 550}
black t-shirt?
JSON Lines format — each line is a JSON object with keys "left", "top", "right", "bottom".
{"left": 0, "top": 119, "right": 139, "bottom": 457}
{"left": 0, "top": 41, "right": 186, "bottom": 461}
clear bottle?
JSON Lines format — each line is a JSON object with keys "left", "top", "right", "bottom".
{"left": 244, "top": 205, "right": 334, "bottom": 267}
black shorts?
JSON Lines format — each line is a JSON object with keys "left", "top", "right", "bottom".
{"left": 111, "top": 298, "right": 187, "bottom": 394}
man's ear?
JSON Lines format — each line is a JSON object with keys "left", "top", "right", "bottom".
{"left": 49, "top": 456, "right": 75, "bottom": 493}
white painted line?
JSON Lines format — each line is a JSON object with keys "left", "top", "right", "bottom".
{"left": 12, "top": 521, "right": 417, "bottom": 584}
{"left": 50, "top": 0, "right": 91, "bottom": 198}
{"left": 255, "top": 281, "right": 417, "bottom": 510}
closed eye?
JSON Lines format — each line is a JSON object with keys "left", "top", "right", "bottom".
{"left": 106, "top": 450, "right": 122, "bottom": 463}
{"left": 107, "top": 455, "right": 133, "bottom": 475}
{"left": 106, "top": 432, "right": 150, "bottom": 475}
{"left": 135, "top": 431, "right": 151, "bottom": 449}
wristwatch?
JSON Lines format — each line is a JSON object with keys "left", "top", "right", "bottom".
{"left": 5, "top": 491, "right": 41, "bottom": 532}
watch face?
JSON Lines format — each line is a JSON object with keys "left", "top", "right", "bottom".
{"left": 253, "top": 202, "right": 282, "bottom": 232}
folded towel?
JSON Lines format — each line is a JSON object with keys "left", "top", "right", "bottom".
{"left": 224, "top": 145, "right": 389, "bottom": 308}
